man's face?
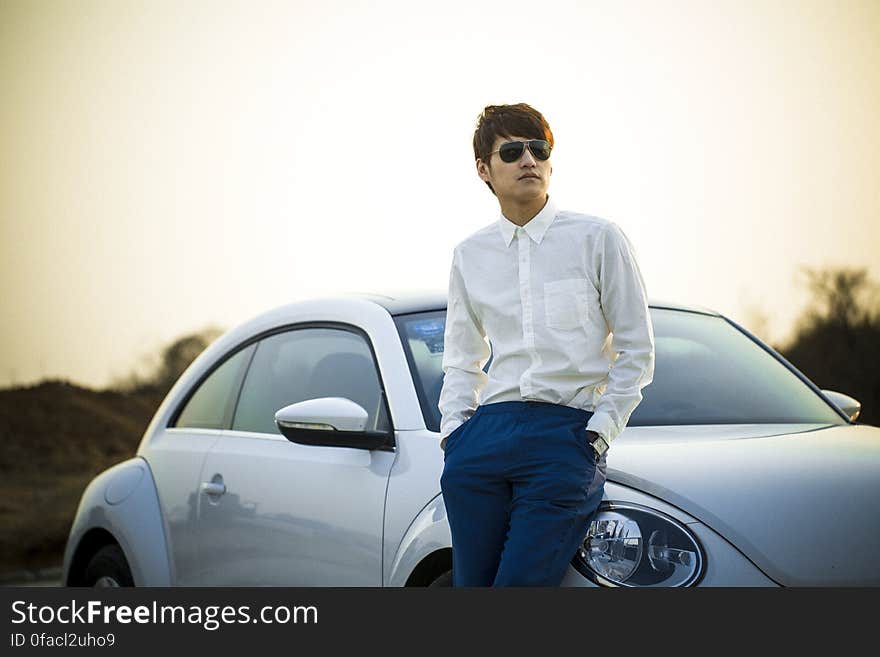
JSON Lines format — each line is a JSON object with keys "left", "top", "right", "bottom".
{"left": 476, "top": 134, "right": 552, "bottom": 204}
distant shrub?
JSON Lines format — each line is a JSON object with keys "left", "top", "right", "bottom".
{"left": 108, "top": 326, "right": 224, "bottom": 397}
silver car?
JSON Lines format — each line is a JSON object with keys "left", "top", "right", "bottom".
{"left": 62, "top": 292, "right": 879, "bottom": 587}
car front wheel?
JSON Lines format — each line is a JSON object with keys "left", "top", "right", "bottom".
{"left": 428, "top": 569, "right": 453, "bottom": 587}
{"left": 83, "top": 544, "right": 134, "bottom": 587}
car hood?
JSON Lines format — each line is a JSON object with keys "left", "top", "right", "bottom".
{"left": 607, "top": 423, "right": 880, "bottom": 586}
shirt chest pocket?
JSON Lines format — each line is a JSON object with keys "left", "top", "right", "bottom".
{"left": 543, "top": 278, "right": 590, "bottom": 330}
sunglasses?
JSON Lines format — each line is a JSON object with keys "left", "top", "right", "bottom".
{"left": 490, "top": 139, "right": 552, "bottom": 163}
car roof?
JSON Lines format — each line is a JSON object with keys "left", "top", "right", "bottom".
{"left": 339, "top": 289, "right": 721, "bottom": 317}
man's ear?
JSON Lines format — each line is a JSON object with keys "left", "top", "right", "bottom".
{"left": 476, "top": 158, "right": 490, "bottom": 183}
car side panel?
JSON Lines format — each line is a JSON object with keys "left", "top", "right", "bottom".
{"left": 196, "top": 430, "right": 394, "bottom": 585}
{"left": 144, "top": 429, "right": 222, "bottom": 585}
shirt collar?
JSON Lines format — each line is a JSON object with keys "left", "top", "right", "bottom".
{"left": 497, "top": 196, "right": 558, "bottom": 247}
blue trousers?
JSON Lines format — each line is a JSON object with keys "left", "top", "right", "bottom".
{"left": 440, "top": 400, "right": 607, "bottom": 587}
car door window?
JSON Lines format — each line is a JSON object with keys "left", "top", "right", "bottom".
{"left": 172, "top": 344, "right": 255, "bottom": 429}
{"left": 232, "top": 327, "right": 391, "bottom": 435}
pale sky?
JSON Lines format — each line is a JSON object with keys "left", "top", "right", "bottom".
{"left": 1, "top": 0, "right": 878, "bottom": 389}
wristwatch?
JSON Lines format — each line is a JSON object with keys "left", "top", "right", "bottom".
{"left": 586, "top": 430, "right": 608, "bottom": 458}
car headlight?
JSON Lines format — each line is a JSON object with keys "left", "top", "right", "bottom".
{"left": 573, "top": 502, "right": 705, "bottom": 587}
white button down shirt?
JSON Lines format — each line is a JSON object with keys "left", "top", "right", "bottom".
{"left": 438, "top": 195, "right": 655, "bottom": 450}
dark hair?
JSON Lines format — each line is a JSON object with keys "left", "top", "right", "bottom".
{"left": 472, "top": 103, "right": 554, "bottom": 195}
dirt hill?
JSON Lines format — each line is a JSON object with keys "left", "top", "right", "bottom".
{"left": 0, "top": 380, "right": 164, "bottom": 575}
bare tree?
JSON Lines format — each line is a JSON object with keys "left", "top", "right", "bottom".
{"left": 778, "top": 266, "right": 880, "bottom": 426}
{"left": 793, "top": 267, "right": 880, "bottom": 332}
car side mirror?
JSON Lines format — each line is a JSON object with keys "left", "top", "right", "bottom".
{"left": 821, "top": 389, "right": 861, "bottom": 422}
{"left": 274, "top": 397, "right": 393, "bottom": 451}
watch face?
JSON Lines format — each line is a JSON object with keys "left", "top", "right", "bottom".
{"left": 585, "top": 429, "right": 607, "bottom": 456}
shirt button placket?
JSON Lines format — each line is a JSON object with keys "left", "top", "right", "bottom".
{"left": 517, "top": 227, "right": 534, "bottom": 396}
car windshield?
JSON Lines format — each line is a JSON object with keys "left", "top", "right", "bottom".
{"left": 393, "top": 307, "right": 847, "bottom": 433}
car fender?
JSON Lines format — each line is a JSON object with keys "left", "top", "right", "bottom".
{"left": 63, "top": 457, "right": 172, "bottom": 586}
{"left": 386, "top": 493, "right": 451, "bottom": 587}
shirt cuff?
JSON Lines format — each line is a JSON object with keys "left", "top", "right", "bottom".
{"left": 439, "top": 421, "right": 465, "bottom": 452}
{"left": 586, "top": 410, "right": 619, "bottom": 447}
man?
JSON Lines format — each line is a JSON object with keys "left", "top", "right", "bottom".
{"left": 438, "top": 103, "right": 655, "bottom": 587}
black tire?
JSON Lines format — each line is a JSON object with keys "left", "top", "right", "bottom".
{"left": 428, "top": 569, "right": 453, "bottom": 587}
{"left": 83, "top": 544, "right": 134, "bottom": 587}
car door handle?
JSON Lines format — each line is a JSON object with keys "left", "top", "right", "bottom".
{"left": 200, "top": 481, "right": 227, "bottom": 497}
